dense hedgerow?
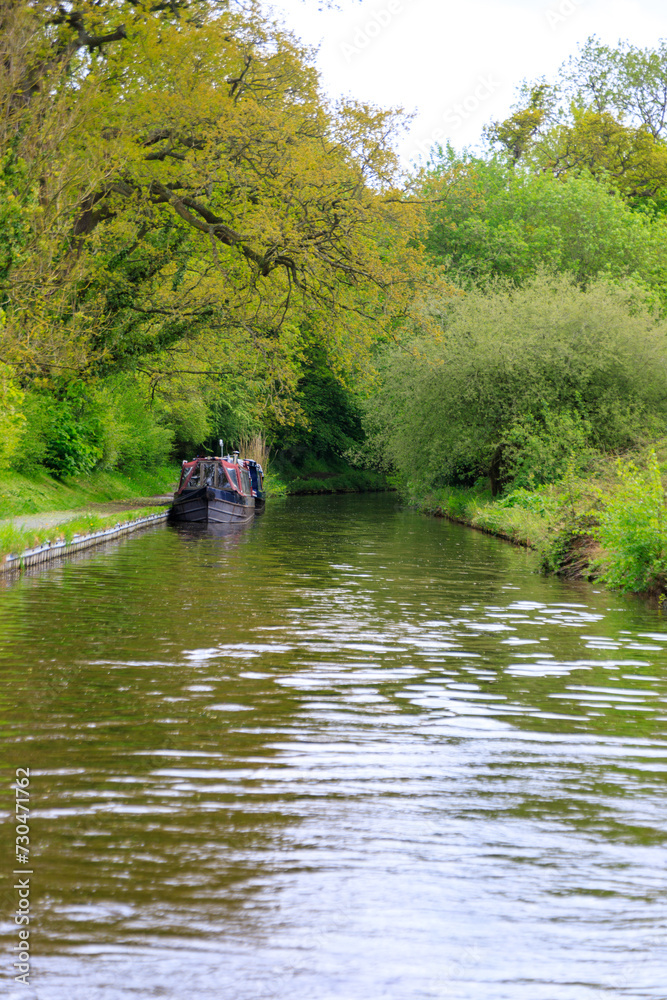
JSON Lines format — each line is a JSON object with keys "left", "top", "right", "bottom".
{"left": 366, "top": 274, "right": 667, "bottom": 495}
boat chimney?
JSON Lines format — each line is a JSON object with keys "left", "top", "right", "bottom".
{"left": 233, "top": 449, "right": 239, "bottom": 463}
{"left": 219, "top": 438, "right": 223, "bottom": 458}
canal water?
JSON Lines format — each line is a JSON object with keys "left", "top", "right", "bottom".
{"left": 1, "top": 493, "right": 666, "bottom": 1000}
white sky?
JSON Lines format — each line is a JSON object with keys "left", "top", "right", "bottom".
{"left": 265, "top": 0, "right": 667, "bottom": 166}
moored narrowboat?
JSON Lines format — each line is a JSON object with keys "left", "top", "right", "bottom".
{"left": 245, "top": 458, "right": 266, "bottom": 515}
{"left": 170, "top": 452, "right": 265, "bottom": 524}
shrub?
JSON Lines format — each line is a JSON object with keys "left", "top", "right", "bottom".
{"left": 593, "top": 452, "right": 667, "bottom": 594}
{"left": 95, "top": 379, "right": 173, "bottom": 470}
{"left": 17, "top": 376, "right": 175, "bottom": 476}
{"left": 501, "top": 407, "right": 595, "bottom": 489}
{"left": 366, "top": 274, "right": 667, "bottom": 493}
{"left": 40, "top": 382, "right": 104, "bottom": 478}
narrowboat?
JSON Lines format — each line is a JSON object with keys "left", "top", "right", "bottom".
{"left": 170, "top": 451, "right": 265, "bottom": 524}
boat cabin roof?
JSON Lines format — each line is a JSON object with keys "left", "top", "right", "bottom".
{"left": 176, "top": 456, "right": 262, "bottom": 497}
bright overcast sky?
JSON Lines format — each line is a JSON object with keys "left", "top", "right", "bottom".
{"left": 265, "top": 0, "right": 667, "bottom": 166}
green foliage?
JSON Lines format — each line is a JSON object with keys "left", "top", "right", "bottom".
{"left": 262, "top": 471, "right": 289, "bottom": 498}
{"left": 366, "top": 274, "right": 667, "bottom": 494}
{"left": 266, "top": 340, "right": 380, "bottom": 492}
{"left": 207, "top": 391, "right": 259, "bottom": 458}
{"left": 420, "top": 154, "right": 667, "bottom": 292}
{"left": 283, "top": 469, "right": 386, "bottom": 494}
{"left": 593, "top": 453, "right": 667, "bottom": 593}
{"left": 94, "top": 378, "right": 175, "bottom": 470}
{"left": 271, "top": 448, "right": 386, "bottom": 494}
{"left": 0, "top": 362, "right": 25, "bottom": 468}
{"left": 270, "top": 342, "right": 366, "bottom": 457}
{"left": 17, "top": 377, "right": 173, "bottom": 477}
{"left": 39, "top": 381, "right": 104, "bottom": 478}
{"left": 420, "top": 486, "right": 479, "bottom": 520}
{"left": 494, "top": 485, "right": 559, "bottom": 517}
{"left": 501, "top": 407, "right": 595, "bottom": 490}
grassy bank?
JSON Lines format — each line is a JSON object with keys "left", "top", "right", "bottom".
{"left": 0, "top": 464, "right": 180, "bottom": 519}
{"left": 268, "top": 451, "right": 388, "bottom": 495}
{"left": 406, "top": 445, "right": 667, "bottom": 599}
{"left": 0, "top": 452, "right": 385, "bottom": 519}
{"left": 0, "top": 507, "right": 166, "bottom": 561}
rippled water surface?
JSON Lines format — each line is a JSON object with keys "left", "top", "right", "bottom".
{"left": 1, "top": 493, "right": 667, "bottom": 999}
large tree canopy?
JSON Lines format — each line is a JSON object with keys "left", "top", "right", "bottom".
{"left": 1, "top": 0, "right": 424, "bottom": 428}
{"left": 484, "top": 37, "right": 667, "bottom": 203}
{"left": 417, "top": 149, "right": 667, "bottom": 292}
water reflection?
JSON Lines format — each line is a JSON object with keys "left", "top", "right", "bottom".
{"left": 0, "top": 494, "right": 666, "bottom": 999}
{"left": 169, "top": 519, "right": 258, "bottom": 544}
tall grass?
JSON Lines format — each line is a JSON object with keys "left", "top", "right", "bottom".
{"left": 236, "top": 434, "right": 269, "bottom": 470}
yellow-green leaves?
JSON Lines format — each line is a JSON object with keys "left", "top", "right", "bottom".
{"left": 0, "top": 363, "right": 25, "bottom": 468}
{"left": 1, "top": 0, "right": 426, "bottom": 428}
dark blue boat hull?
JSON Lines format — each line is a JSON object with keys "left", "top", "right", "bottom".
{"left": 169, "top": 486, "right": 255, "bottom": 524}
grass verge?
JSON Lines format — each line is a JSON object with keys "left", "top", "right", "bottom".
{"left": 0, "top": 464, "right": 180, "bottom": 519}
{"left": 0, "top": 507, "right": 166, "bottom": 561}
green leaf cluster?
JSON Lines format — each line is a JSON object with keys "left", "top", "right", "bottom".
{"left": 366, "top": 274, "right": 667, "bottom": 494}
{"left": 593, "top": 452, "right": 667, "bottom": 593}
{"left": 421, "top": 152, "right": 667, "bottom": 293}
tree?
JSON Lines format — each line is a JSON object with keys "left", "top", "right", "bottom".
{"left": 559, "top": 36, "right": 667, "bottom": 140}
{"left": 366, "top": 274, "right": 667, "bottom": 494}
{"left": 1, "top": 0, "right": 425, "bottom": 439}
{"left": 418, "top": 149, "right": 667, "bottom": 292}
{"left": 484, "top": 37, "right": 667, "bottom": 204}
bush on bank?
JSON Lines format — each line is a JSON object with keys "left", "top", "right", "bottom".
{"left": 592, "top": 453, "right": 667, "bottom": 595}
{"left": 366, "top": 274, "right": 667, "bottom": 496}
{"left": 408, "top": 449, "right": 667, "bottom": 597}
{"left": 364, "top": 272, "right": 667, "bottom": 598}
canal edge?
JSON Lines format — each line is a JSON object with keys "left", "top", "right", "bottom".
{"left": 0, "top": 512, "right": 169, "bottom": 576}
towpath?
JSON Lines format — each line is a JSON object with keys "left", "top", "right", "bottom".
{"left": 0, "top": 496, "right": 173, "bottom": 532}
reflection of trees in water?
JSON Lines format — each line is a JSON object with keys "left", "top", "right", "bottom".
{"left": 0, "top": 518, "right": 303, "bottom": 949}
{"left": 0, "top": 493, "right": 666, "bottom": 966}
